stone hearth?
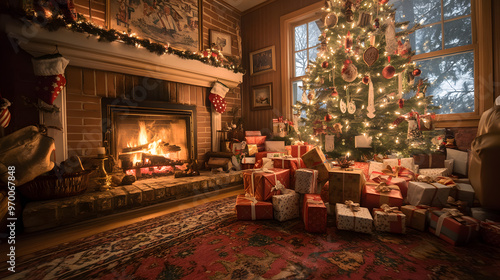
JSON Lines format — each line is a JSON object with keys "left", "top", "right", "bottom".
{"left": 23, "top": 171, "right": 243, "bottom": 232}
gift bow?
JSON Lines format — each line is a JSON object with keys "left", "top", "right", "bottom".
{"left": 243, "top": 193, "right": 258, "bottom": 220}
{"left": 381, "top": 164, "right": 401, "bottom": 177}
{"left": 345, "top": 200, "right": 360, "bottom": 212}
{"left": 375, "top": 182, "right": 399, "bottom": 193}
{"left": 380, "top": 204, "right": 400, "bottom": 213}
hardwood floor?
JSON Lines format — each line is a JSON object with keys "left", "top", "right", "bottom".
{"left": 0, "top": 186, "right": 243, "bottom": 262}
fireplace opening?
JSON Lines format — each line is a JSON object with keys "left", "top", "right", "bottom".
{"left": 102, "top": 99, "right": 197, "bottom": 178}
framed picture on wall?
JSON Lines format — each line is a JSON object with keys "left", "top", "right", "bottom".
{"left": 250, "top": 46, "right": 276, "bottom": 75}
{"left": 251, "top": 83, "right": 273, "bottom": 110}
{"left": 107, "top": 0, "right": 202, "bottom": 51}
{"left": 210, "top": 30, "right": 232, "bottom": 56}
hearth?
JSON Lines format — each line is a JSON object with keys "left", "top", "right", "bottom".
{"left": 102, "top": 99, "right": 197, "bottom": 177}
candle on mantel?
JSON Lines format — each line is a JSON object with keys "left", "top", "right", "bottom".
{"left": 97, "top": 147, "right": 106, "bottom": 158}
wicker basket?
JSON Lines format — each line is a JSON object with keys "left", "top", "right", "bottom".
{"left": 18, "top": 170, "right": 93, "bottom": 201}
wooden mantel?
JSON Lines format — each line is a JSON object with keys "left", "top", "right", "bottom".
{"left": 1, "top": 15, "right": 243, "bottom": 88}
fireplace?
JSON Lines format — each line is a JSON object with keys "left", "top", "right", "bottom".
{"left": 102, "top": 99, "right": 197, "bottom": 177}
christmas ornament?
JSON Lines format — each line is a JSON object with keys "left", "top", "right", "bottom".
{"left": 392, "top": 116, "right": 404, "bottom": 126}
{"left": 324, "top": 12, "right": 338, "bottom": 27}
{"left": 345, "top": 31, "right": 353, "bottom": 50}
{"left": 397, "top": 39, "right": 411, "bottom": 57}
{"left": 325, "top": 114, "right": 333, "bottom": 121}
{"left": 340, "top": 98, "right": 347, "bottom": 113}
{"left": 398, "top": 98, "right": 404, "bottom": 108}
{"left": 374, "top": 18, "right": 380, "bottom": 29}
{"left": 358, "top": 12, "right": 372, "bottom": 27}
{"left": 363, "top": 46, "right": 379, "bottom": 66}
{"left": 308, "top": 90, "right": 315, "bottom": 101}
{"left": 341, "top": 60, "right": 358, "bottom": 82}
{"left": 301, "top": 92, "right": 308, "bottom": 103}
{"left": 348, "top": 100, "right": 356, "bottom": 114}
{"left": 382, "top": 57, "right": 395, "bottom": 79}
{"left": 209, "top": 81, "right": 229, "bottom": 114}
{"left": 345, "top": 8, "right": 354, "bottom": 22}
{"left": 413, "top": 69, "right": 422, "bottom": 76}
{"left": 0, "top": 97, "right": 11, "bottom": 128}
{"left": 367, "top": 79, "right": 375, "bottom": 118}
{"left": 32, "top": 53, "right": 69, "bottom": 105}
{"left": 331, "top": 87, "right": 338, "bottom": 97}
{"left": 379, "top": 0, "right": 389, "bottom": 4}
{"left": 333, "top": 123, "right": 343, "bottom": 135}
{"left": 407, "top": 113, "right": 423, "bottom": 140}
{"left": 407, "top": 71, "right": 415, "bottom": 85}
{"left": 362, "top": 76, "right": 370, "bottom": 84}
{"left": 385, "top": 18, "right": 397, "bottom": 55}
{"left": 322, "top": 61, "right": 329, "bottom": 68}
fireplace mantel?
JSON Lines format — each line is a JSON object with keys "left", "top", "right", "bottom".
{"left": 1, "top": 15, "right": 243, "bottom": 88}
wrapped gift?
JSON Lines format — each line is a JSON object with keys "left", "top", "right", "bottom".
{"left": 362, "top": 180, "right": 403, "bottom": 210}
{"left": 369, "top": 173, "right": 409, "bottom": 198}
{"left": 401, "top": 205, "right": 435, "bottom": 231}
{"left": 320, "top": 181, "right": 329, "bottom": 203}
{"left": 235, "top": 194, "right": 273, "bottom": 220}
{"left": 407, "top": 181, "right": 451, "bottom": 207}
{"left": 267, "top": 152, "right": 286, "bottom": 158}
{"left": 272, "top": 157, "right": 304, "bottom": 188}
{"left": 335, "top": 201, "right": 373, "bottom": 234}
{"left": 303, "top": 194, "right": 327, "bottom": 233}
{"left": 243, "top": 168, "right": 290, "bottom": 201}
{"left": 450, "top": 183, "right": 475, "bottom": 206}
{"left": 301, "top": 146, "right": 327, "bottom": 168}
{"left": 247, "top": 144, "right": 259, "bottom": 156}
{"left": 471, "top": 208, "right": 500, "bottom": 222}
{"left": 291, "top": 144, "right": 314, "bottom": 158}
{"left": 245, "top": 135, "right": 266, "bottom": 145}
{"left": 329, "top": 169, "right": 365, "bottom": 205}
{"left": 352, "top": 162, "right": 370, "bottom": 179}
{"left": 480, "top": 221, "right": 500, "bottom": 247}
{"left": 265, "top": 141, "right": 286, "bottom": 152}
{"left": 272, "top": 189, "right": 300, "bottom": 222}
{"left": 241, "top": 157, "right": 256, "bottom": 164}
{"left": 295, "top": 168, "right": 319, "bottom": 194}
{"left": 428, "top": 208, "right": 480, "bottom": 246}
{"left": 373, "top": 204, "right": 406, "bottom": 234}
{"left": 241, "top": 163, "right": 255, "bottom": 170}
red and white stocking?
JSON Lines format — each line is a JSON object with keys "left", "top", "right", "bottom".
{"left": 32, "top": 54, "right": 69, "bottom": 105}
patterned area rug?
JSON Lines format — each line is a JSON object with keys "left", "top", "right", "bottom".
{"left": 2, "top": 196, "right": 500, "bottom": 280}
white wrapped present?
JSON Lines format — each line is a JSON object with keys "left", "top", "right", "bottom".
{"left": 407, "top": 181, "right": 451, "bottom": 207}
{"left": 294, "top": 168, "right": 319, "bottom": 194}
{"left": 335, "top": 201, "right": 373, "bottom": 234}
{"left": 373, "top": 204, "right": 406, "bottom": 234}
{"left": 272, "top": 189, "right": 300, "bottom": 222}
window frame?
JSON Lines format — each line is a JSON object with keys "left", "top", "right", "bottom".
{"left": 280, "top": 0, "right": 494, "bottom": 128}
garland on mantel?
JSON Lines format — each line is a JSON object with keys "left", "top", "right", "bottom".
{"left": 19, "top": 12, "right": 245, "bottom": 74}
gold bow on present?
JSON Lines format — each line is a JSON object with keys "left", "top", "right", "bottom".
{"left": 374, "top": 182, "right": 400, "bottom": 193}
{"left": 381, "top": 164, "right": 401, "bottom": 177}
{"left": 380, "top": 204, "right": 401, "bottom": 213}
{"left": 345, "top": 200, "right": 360, "bottom": 212}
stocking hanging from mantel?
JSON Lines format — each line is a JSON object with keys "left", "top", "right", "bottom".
{"left": 32, "top": 53, "right": 69, "bottom": 105}
{"left": 209, "top": 81, "right": 229, "bottom": 114}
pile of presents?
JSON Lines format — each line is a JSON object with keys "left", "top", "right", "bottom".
{"left": 235, "top": 143, "right": 500, "bottom": 247}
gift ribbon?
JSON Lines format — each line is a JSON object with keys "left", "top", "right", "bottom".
{"left": 345, "top": 200, "right": 360, "bottom": 231}
{"left": 243, "top": 194, "right": 258, "bottom": 220}
{"left": 434, "top": 208, "right": 479, "bottom": 243}
{"left": 378, "top": 204, "right": 403, "bottom": 230}
{"left": 248, "top": 168, "right": 282, "bottom": 199}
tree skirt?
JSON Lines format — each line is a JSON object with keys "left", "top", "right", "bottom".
{"left": 2, "top": 196, "right": 500, "bottom": 279}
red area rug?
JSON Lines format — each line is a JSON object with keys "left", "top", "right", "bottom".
{"left": 2, "top": 196, "right": 500, "bottom": 279}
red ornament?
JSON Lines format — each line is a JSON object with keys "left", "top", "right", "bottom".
{"left": 322, "top": 61, "right": 329, "bottom": 68}
{"left": 331, "top": 88, "right": 338, "bottom": 97}
{"left": 398, "top": 98, "right": 404, "bottom": 108}
{"left": 374, "top": 18, "right": 380, "bottom": 29}
{"left": 345, "top": 31, "right": 353, "bottom": 50}
{"left": 382, "top": 65, "right": 395, "bottom": 79}
{"left": 211, "top": 52, "right": 218, "bottom": 58}
{"left": 379, "top": 0, "right": 389, "bottom": 4}
{"left": 413, "top": 69, "right": 422, "bottom": 76}
{"left": 202, "top": 51, "right": 208, "bottom": 57}
{"left": 325, "top": 114, "right": 333, "bottom": 121}
{"left": 362, "top": 76, "right": 370, "bottom": 84}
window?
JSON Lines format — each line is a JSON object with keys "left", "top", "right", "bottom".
{"left": 392, "top": 0, "right": 475, "bottom": 115}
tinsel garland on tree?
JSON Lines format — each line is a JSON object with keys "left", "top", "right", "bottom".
{"left": 291, "top": 0, "right": 441, "bottom": 160}
{"left": 17, "top": 12, "right": 245, "bottom": 74}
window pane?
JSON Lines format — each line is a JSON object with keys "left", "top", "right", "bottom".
{"left": 295, "top": 50, "right": 307, "bottom": 77}
{"left": 411, "top": 24, "right": 442, "bottom": 55}
{"left": 391, "top": 0, "right": 417, "bottom": 30}
{"left": 416, "top": 52, "right": 474, "bottom": 114}
{"left": 295, "top": 24, "right": 307, "bottom": 51}
{"left": 309, "top": 47, "right": 318, "bottom": 62}
{"left": 292, "top": 80, "right": 304, "bottom": 105}
{"left": 412, "top": 0, "right": 441, "bottom": 25}
{"left": 308, "top": 21, "right": 321, "bottom": 48}
{"left": 444, "top": 0, "right": 470, "bottom": 20}
{"left": 444, "top": 17, "right": 472, "bottom": 49}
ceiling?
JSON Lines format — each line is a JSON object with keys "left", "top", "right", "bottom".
{"left": 223, "top": 0, "right": 269, "bottom": 12}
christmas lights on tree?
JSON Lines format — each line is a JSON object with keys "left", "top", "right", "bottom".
{"left": 291, "top": 0, "right": 441, "bottom": 160}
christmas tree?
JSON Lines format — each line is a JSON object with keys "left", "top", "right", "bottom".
{"left": 291, "top": 0, "right": 441, "bottom": 161}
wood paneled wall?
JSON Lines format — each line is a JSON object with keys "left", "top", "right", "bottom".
{"left": 241, "top": 0, "right": 321, "bottom": 134}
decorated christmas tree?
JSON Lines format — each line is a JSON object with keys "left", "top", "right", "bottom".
{"left": 291, "top": 0, "right": 441, "bottom": 160}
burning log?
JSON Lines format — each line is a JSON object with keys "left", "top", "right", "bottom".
{"left": 121, "top": 143, "right": 152, "bottom": 154}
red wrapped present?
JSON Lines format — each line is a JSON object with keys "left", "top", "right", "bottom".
{"left": 291, "top": 144, "right": 314, "bottom": 158}
{"left": 303, "top": 194, "right": 327, "bottom": 233}
{"left": 320, "top": 181, "right": 329, "bottom": 203}
{"left": 480, "top": 221, "right": 500, "bottom": 247}
{"left": 352, "top": 162, "right": 370, "bottom": 179}
{"left": 369, "top": 173, "right": 409, "bottom": 198}
{"left": 235, "top": 194, "right": 273, "bottom": 220}
{"left": 362, "top": 180, "right": 403, "bottom": 211}
{"left": 245, "top": 136, "right": 266, "bottom": 145}
{"left": 272, "top": 157, "right": 304, "bottom": 188}
{"left": 373, "top": 204, "right": 406, "bottom": 234}
{"left": 429, "top": 208, "right": 480, "bottom": 246}
{"left": 243, "top": 168, "right": 290, "bottom": 201}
